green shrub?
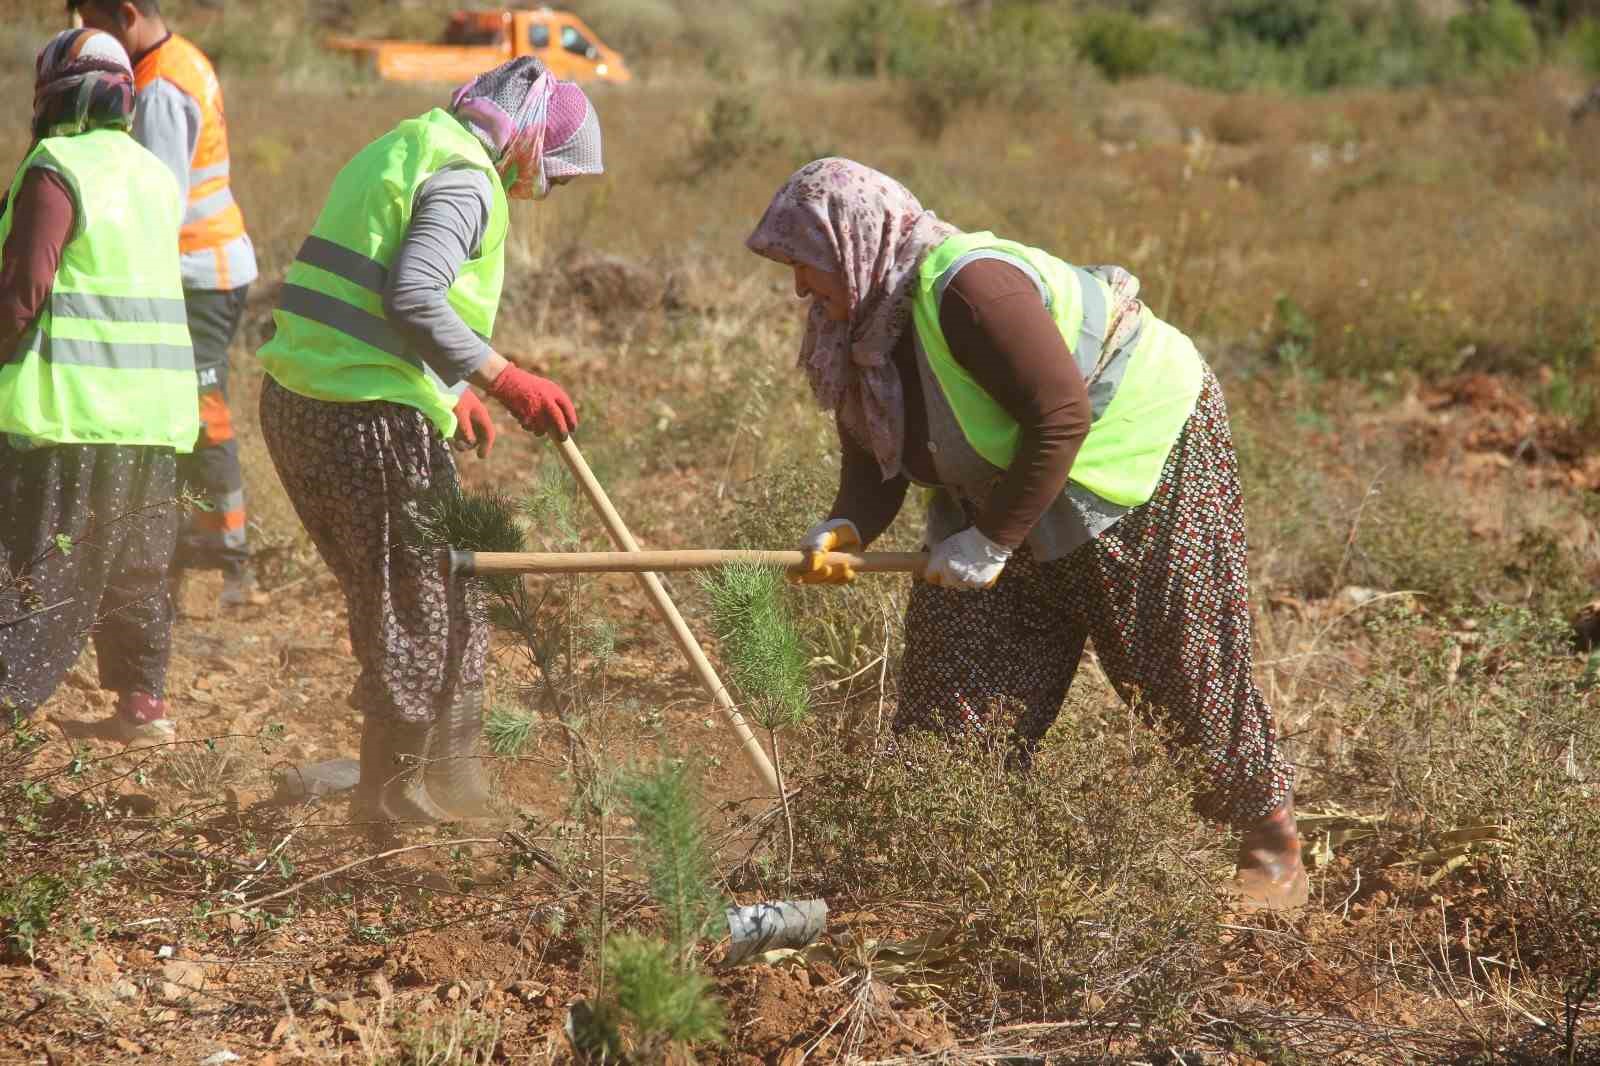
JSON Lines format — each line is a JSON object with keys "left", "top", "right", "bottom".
{"left": 1568, "top": 16, "right": 1600, "bottom": 73}
{"left": 0, "top": 873, "right": 71, "bottom": 961}
{"left": 824, "top": 0, "right": 945, "bottom": 78}
{"left": 1449, "top": 0, "right": 1541, "bottom": 74}
{"left": 1202, "top": 0, "right": 1329, "bottom": 47}
{"left": 794, "top": 709, "right": 1223, "bottom": 1029}
{"left": 1073, "top": 10, "right": 1171, "bottom": 80}
{"left": 1297, "top": 11, "right": 1381, "bottom": 91}
{"left": 679, "top": 95, "right": 785, "bottom": 181}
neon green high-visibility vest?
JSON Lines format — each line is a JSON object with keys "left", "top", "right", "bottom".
{"left": 911, "top": 232, "right": 1203, "bottom": 508}
{"left": 258, "top": 109, "right": 509, "bottom": 438}
{"left": 0, "top": 130, "right": 196, "bottom": 449}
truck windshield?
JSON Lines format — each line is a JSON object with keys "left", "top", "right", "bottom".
{"left": 560, "top": 26, "right": 596, "bottom": 59}
{"left": 529, "top": 23, "right": 550, "bottom": 48}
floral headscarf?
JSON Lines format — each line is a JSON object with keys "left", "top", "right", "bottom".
{"left": 746, "top": 158, "right": 957, "bottom": 480}
{"left": 451, "top": 57, "right": 603, "bottom": 200}
{"left": 32, "top": 28, "right": 135, "bottom": 141}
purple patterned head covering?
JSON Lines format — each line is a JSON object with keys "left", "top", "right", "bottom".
{"left": 746, "top": 158, "right": 958, "bottom": 479}
{"left": 451, "top": 57, "right": 603, "bottom": 200}
{"left": 32, "top": 28, "right": 135, "bottom": 141}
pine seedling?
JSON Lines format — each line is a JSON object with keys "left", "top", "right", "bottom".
{"left": 411, "top": 485, "right": 527, "bottom": 553}
{"left": 523, "top": 458, "right": 582, "bottom": 550}
{"left": 580, "top": 760, "right": 727, "bottom": 1061}
{"left": 410, "top": 485, "right": 528, "bottom": 597}
{"left": 622, "top": 759, "right": 726, "bottom": 962}
{"left": 604, "top": 931, "right": 724, "bottom": 1051}
{"left": 702, "top": 562, "right": 811, "bottom": 880}
{"left": 701, "top": 562, "right": 809, "bottom": 731}
{"left": 484, "top": 706, "right": 538, "bottom": 756}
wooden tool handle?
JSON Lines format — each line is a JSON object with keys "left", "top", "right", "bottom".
{"left": 450, "top": 549, "right": 927, "bottom": 576}
{"left": 552, "top": 436, "right": 783, "bottom": 795}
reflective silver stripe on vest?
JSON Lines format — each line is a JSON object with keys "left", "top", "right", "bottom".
{"left": 290, "top": 237, "right": 492, "bottom": 345}
{"left": 51, "top": 292, "right": 189, "bottom": 325}
{"left": 1071, "top": 266, "right": 1108, "bottom": 374}
{"left": 279, "top": 283, "right": 420, "bottom": 366}
{"left": 1080, "top": 266, "right": 1141, "bottom": 416}
{"left": 41, "top": 336, "right": 192, "bottom": 371}
{"left": 277, "top": 284, "right": 466, "bottom": 394}
{"left": 183, "top": 185, "right": 236, "bottom": 226}
{"left": 296, "top": 235, "right": 389, "bottom": 292}
{"left": 190, "top": 160, "right": 230, "bottom": 184}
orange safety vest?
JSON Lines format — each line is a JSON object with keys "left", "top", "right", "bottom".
{"left": 134, "top": 34, "right": 252, "bottom": 290}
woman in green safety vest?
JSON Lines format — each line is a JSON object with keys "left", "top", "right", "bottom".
{"left": 747, "top": 158, "right": 1308, "bottom": 912}
{"left": 255, "top": 58, "right": 603, "bottom": 825}
{"left": 0, "top": 29, "right": 195, "bottom": 747}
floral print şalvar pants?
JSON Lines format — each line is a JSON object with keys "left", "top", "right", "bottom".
{"left": 259, "top": 376, "right": 487, "bottom": 725}
{"left": 895, "top": 373, "right": 1293, "bottom": 827}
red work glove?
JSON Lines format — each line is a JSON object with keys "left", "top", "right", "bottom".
{"left": 452, "top": 389, "right": 497, "bottom": 459}
{"left": 485, "top": 365, "right": 578, "bottom": 437}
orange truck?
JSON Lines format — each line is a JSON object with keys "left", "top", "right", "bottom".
{"left": 326, "top": 8, "right": 632, "bottom": 85}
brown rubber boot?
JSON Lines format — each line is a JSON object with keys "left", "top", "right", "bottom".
{"left": 1226, "top": 795, "right": 1310, "bottom": 912}
{"left": 423, "top": 689, "right": 499, "bottom": 821}
{"left": 355, "top": 718, "right": 449, "bottom": 824}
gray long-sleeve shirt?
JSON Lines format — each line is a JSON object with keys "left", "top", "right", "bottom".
{"left": 132, "top": 78, "right": 199, "bottom": 204}
{"left": 131, "top": 50, "right": 259, "bottom": 292}
{"left": 383, "top": 166, "right": 496, "bottom": 384}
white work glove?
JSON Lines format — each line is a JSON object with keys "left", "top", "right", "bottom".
{"left": 923, "top": 526, "right": 1012, "bottom": 590}
{"left": 790, "top": 518, "right": 861, "bottom": 585}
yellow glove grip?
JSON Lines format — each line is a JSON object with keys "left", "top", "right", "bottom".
{"left": 788, "top": 526, "right": 860, "bottom": 585}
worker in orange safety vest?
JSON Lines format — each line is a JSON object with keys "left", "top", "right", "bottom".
{"left": 70, "top": 0, "right": 266, "bottom": 610}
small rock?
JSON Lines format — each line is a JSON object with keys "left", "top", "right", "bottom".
{"left": 162, "top": 960, "right": 207, "bottom": 991}
{"left": 115, "top": 1038, "right": 143, "bottom": 1054}
{"left": 507, "top": 980, "right": 545, "bottom": 1003}
{"left": 1337, "top": 585, "right": 1383, "bottom": 607}
{"left": 273, "top": 759, "right": 361, "bottom": 801}
{"left": 199, "top": 1052, "right": 241, "bottom": 1066}
{"left": 85, "top": 950, "right": 121, "bottom": 983}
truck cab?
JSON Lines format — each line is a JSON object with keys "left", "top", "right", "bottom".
{"left": 328, "top": 8, "right": 632, "bottom": 86}
{"left": 514, "top": 10, "right": 629, "bottom": 82}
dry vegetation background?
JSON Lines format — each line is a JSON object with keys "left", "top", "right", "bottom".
{"left": 3, "top": 0, "right": 1600, "bottom": 1063}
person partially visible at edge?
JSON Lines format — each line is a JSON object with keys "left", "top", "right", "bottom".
{"left": 0, "top": 29, "right": 196, "bottom": 746}
{"left": 69, "top": 0, "right": 265, "bottom": 612}
{"left": 747, "top": 158, "right": 1309, "bottom": 913}
{"left": 253, "top": 58, "right": 601, "bottom": 825}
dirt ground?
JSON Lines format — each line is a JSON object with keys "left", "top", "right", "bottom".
{"left": 3, "top": 359, "right": 1595, "bottom": 1066}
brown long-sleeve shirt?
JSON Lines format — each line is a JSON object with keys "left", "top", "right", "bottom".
{"left": 0, "top": 168, "right": 76, "bottom": 363}
{"left": 830, "top": 258, "right": 1093, "bottom": 549}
